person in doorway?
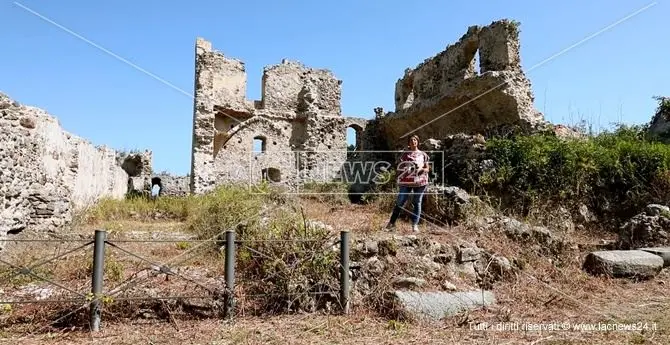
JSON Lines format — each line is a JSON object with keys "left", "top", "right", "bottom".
{"left": 385, "top": 134, "right": 430, "bottom": 232}
{"left": 150, "top": 183, "right": 161, "bottom": 200}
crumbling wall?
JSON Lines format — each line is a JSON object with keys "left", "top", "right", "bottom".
{"left": 1, "top": 92, "right": 127, "bottom": 247}
{"left": 150, "top": 174, "right": 190, "bottom": 197}
{"left": 190, "top": 38, "right": 256, "bottom": 194}
{"left": 117, "top": 150, "right": 190, "bottom": 198}
{"left": 262, "top": 60, "right": 342, "bottom": 115}
{"left": 190, "top": 38, "right": 361, "bottom": 193}
{"left": 379, "top": 19, "right": 545, "bottom": 150}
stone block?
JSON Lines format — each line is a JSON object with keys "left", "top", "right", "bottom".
{"left": 583, "top": 250, "right": 664, "bottom": 279}
{"left": 392, "top": 290, "right": 496, "bottom": 321}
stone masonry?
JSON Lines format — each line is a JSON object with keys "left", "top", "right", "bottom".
{"left": 117, "top": 150, "right": 190, "bottom": 197}
{"left": 0, "top": 92, "right": 127, "bottom": 249}
{"left": 189, "top": 38, "right": 368, "bottom": 194}
{"left": 376, "top": 19, "right": 545, "bottom": 150}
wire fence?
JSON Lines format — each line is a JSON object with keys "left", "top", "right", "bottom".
{"left": 0, "top": 228, "right": 351, "bottom": 332}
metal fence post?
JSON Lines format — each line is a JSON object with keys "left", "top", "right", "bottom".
{"left": 224, "top": 229, "right": 236, "bottom": 320}
{"left": 340, "top": 230, "right": 350, "bottom": 314}
{"left": 90, "top": 229, "right": 106, "bottom": 332}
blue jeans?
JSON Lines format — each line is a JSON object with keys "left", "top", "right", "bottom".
{"left": 389, "top": 185, "right": 427, "bottom": 226}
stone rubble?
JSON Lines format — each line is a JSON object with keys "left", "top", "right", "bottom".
{"left": 618, "top": 204, "right": 670, "bottom": 250}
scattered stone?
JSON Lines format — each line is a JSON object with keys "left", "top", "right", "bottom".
{"left": 391, "top": 290, "right": 496, "bottom": 321}
{"left": 495, "top": 216, "right": 568, "bottom": 253}
{"left": 15, "top": 284, "right": 55, "bottom": 301}
{"left": 305, "top": 220, "right": 334, "bottom": 232}
{"left": 364, "top": 257, "right": 385, "bottom": 276}
{"left": 433, "top": 253, "right": 453, "bottom": 265}
{"left": 394, "top": 235, "right": 420, "bottom": 247}
{"left": 393, "top": 277, "right": 426, "bottom": 289}
{"left": 618, "top": 204, "right": 670, "bottom": 249}
{"left": 458, "top": 246, "right": 482, "bottom": 263}
{"left": 456, "top": 261, "right": 478, "bottom": 281}
{"left": 645, "top": 204, "right": 670, "bottom": 217}
{"left": 423, "top": 185, "right": 494, "bottom": 225}
{"left": 576, "top": 203, "right": 597, "bottom": 223}
{"left": 638, "top": 247, "right": 670, "bottom": 267}
{"left": 554, "top": 207, "right": 575, "bottom": 234}
{"left": 378, "top": 239, "right": 399, "bottom": 256}
{"left": 487, "top": 255, "right": 513, "bottom": 277}
{"left": 441, "top": 281, "right": 457, "bottom": 291}
{"left": 353, "top": 240, "right": 379, "bottom": 259}
{"left": 583, "top": 250, "right": 664, "bottom": 279}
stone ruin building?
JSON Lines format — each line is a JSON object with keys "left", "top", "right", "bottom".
{"left": 189, "top": 38, "right": 368, "bottom": 194}
{"left": 1, "top": 18, "right": 552, "bottom": 247}
{"left": 188, "top": 19, "right": 547, "bottom": 192}
{"left": 377, "top": 20, "right": 545, "bottom": 149}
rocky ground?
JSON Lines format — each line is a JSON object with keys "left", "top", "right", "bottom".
{"left": 1, "top": 198, "right": 669, "bottom": 344}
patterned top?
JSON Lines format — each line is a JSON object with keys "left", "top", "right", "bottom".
{"left": 396, "top": 150, "right": 430, "bottom": 187}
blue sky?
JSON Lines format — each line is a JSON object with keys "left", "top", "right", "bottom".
{"left": 1, "top": 0, "right": 667, "bottom": 175}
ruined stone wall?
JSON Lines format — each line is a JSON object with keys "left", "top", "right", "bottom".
{"left": 152, "top": 174, "right": 190, "bottom": 197}
{"left": 262, "top": 60, "right": 342, "bottom": 115}
{"left": 191, "top": 38, "right": 364, "bottom": 193}
{"left": 379, "top": 19, "right": 545, "bottom": 150}
{"left": 117, "top": 150, "right": 190, "bottom": 198}
{"left": 1, "top": 92, "right": 127, "bottom": 246}
{"left": 190, "top": 38, "right": 257, "bottom": 194}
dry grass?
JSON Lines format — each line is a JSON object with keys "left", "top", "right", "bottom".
{"left": 2, "top": 194, "right": 669, "bottom": 344}
{"left": 3, "top": 309, "right": 668, "bottom": 345}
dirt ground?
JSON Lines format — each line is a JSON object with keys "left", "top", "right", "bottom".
{"left": 2, "top": 199, "right": 669, "bottom": 344}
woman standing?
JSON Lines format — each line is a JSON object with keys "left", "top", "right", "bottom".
{"left": 385, "top": 135, "right": 430, "bottom": 232}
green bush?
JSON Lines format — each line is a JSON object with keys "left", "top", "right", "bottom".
{"left": 480, "top": 124, "right": 670, "bottom": 226}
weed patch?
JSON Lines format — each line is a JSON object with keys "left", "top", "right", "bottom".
{"left": 480, "top": 124, "right": 670, "bottom": 227}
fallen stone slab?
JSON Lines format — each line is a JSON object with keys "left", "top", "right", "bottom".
{"left": 391, "top": 290, "right": 495, "bottom": 321}
{"left": 638, "top": 247, "right": 670, "bottom": 267}
{"left": 582, "top": 250, "right": 664, "bottom": 279}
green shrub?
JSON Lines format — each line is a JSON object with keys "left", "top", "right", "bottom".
{"left": 234, "top": 208, "right": 340, "bottom": 314}
{"left": 480, "top": 124, "right": 670, "bottom": 226}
